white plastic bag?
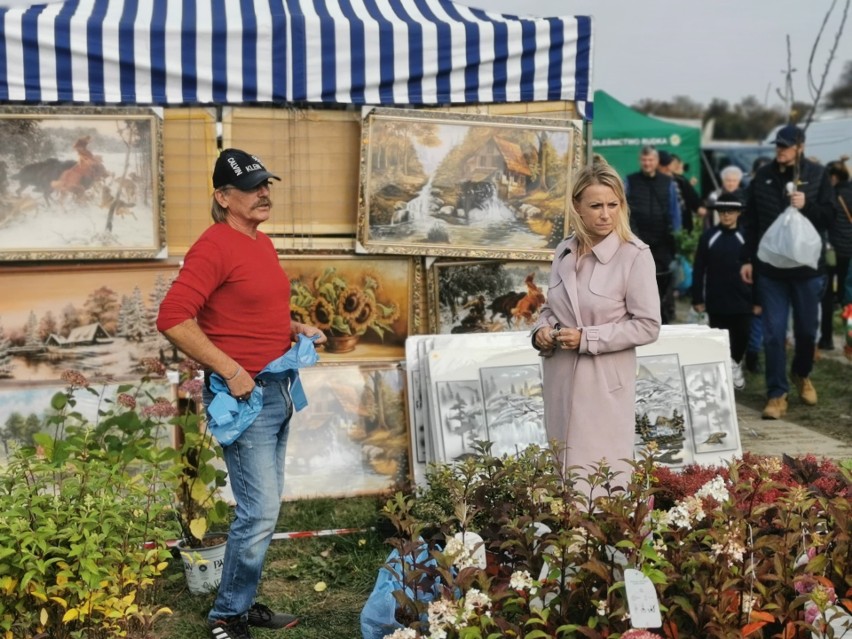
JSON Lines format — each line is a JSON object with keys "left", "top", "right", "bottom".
{"left": 757, "top": 205, "right": 822, "bottom": 269}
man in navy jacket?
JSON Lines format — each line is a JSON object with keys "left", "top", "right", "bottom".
{"left": 740, "top": 125, "right": 834, "bottom": 420}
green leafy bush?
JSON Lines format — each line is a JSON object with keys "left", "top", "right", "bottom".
{"left": 381, "top": 443, "right": 852, "bottom": 639}
{"left": 0, "top": 367, "right": 181, "bottom": 638}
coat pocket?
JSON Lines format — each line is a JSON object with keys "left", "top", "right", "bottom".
{"left": 602, "top": 358, "right": 623, "bottom": 393}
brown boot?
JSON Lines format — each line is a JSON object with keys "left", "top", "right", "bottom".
{"left": 762, "top": 395, "right": 788, "bottom": 420}
{"left": 791, "top": 374, "right": 818, "bottom": 406}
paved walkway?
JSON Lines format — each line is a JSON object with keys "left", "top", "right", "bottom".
{"left": 737, "top": 332, "right": 851, "bottom": 460}
{"left": 737, "top": 403, "right": 852, "bottom": 460}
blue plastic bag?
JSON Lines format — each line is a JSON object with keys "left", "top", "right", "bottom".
{"left": 206, "top": 334, "right": 320, "bottom": 446}
{"left": 360, "top": 543, "right": 439, "bottom": 639}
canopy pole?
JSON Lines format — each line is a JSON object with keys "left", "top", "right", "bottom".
{"left": 585, "top": 121, "right": 594, "bottom": 166}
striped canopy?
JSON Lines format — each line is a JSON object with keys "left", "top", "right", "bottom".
{"left": 0, "top": 0, "right": 593, "bottom": 113}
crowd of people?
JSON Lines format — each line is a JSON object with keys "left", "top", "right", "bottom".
{"left": 620, "top": 125, "right": 851, "bottom": 422}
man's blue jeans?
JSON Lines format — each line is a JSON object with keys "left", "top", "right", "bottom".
{"left": 204, "top": 376, "right": 293, "bottom": 622}
{"left": 758, "top": 274, "right": 826, "bottom": 399}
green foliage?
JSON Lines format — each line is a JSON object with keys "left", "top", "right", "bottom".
{"left": 380, "top": 445, "right": 852, "bottom": 639}
{"left": 674, "top": 225, "right": 702, "bottom": 265}
{"left": 0, "top": 369, "right": 179, "bottom": 638}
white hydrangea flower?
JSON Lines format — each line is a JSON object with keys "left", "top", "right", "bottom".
{"left": 509, "top": 569, "right": 534, "bottom": 591}
{"left": 596, "top": 599, "right": 609, "bottom": 616}
{"left": 463, "top": 588, "right": 492, "bottom": 616}
{"left": 427, "top": 599, "right": 459, "bottom": 639}
{"left": 384, "top": 629, "right": 417, "bottom": 639}
{"left": 695, "top": 476, "right": 730, "bottom": 503}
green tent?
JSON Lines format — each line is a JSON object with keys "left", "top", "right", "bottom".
{"left": 592, "top": 90, "right": 701, "bottom": 184}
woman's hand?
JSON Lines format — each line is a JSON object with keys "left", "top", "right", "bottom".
{"left": 535, "top": 326, "right": 582, "bottom": 351}
{"left": 553, "top": 327, "right": 583, "bottom": 350}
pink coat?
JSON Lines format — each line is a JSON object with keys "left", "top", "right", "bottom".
{"left": 533, "top": 232, "right": 661, "bottom": 478}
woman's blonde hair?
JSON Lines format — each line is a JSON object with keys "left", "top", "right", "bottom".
{"left": 567, "top": 159, "right": 633, "bottom": 247}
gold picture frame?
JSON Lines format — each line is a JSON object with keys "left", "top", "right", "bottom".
{"left": 0, "top": 106, "right": 166, "bottom": 260}
{"left": 357, "top": 107, "right": 582, "bottom": 260}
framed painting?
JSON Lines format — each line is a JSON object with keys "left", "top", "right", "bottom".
{"left": 424, "top": 332, "right": 546, "bottom": 466}
{"left": 427, "top": 259, "right": 551, "bottom": 334}
{"left": 357, "top": 107, "right": 582, "bottom": 260}
{"left": 0, "top": 261, "right": 181, "bottom": 383}
{"left": 282, "top": 255, "right": 423, "bottom": 363}
{"left": 0, "top": 380, "right": 175, "bottom": 467}
{"left": 0, "top": 106, "right": 165, "bottom": 260}
{"left": 635, "top": 324, "right": 743, "bottom": 467}
{"left": 634, "top": 354, "right": 691, "bottom": 467}
{"left": 214, "top": 363, "right": 409, "bottom": 501}
{"left": 683, "top": 362, "right": 738, "bottom": 456}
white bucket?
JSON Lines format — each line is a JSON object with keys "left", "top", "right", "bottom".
{"left": 176, "top": 534, "right": 228, "bottom": 595}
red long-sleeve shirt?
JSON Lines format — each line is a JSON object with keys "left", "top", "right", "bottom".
{"left": 157, "top": 223, "right": 291, "bottom": 377}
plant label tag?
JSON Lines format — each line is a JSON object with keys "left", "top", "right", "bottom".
{"left": 625, "top": 568, "right": 662, "bottom": 629}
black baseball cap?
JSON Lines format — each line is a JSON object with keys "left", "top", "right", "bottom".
{"left": 771, "top": 124, "right": 805, "bottom": 148}
{"left": 658, "top": 150, "right": 673, "bottom": 166}
{"left": 212, "top": 148, "right": 281, "bottom": 190}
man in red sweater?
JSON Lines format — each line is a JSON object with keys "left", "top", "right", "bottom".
{"left": 157, "top": 149, "right": 325, "bottom": 639}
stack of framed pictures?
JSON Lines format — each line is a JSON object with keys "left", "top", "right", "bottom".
{"left": 406, "top": 325, "right": 742, "bottom": 487}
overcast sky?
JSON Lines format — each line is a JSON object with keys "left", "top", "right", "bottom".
{"left": 456, "top": 0, "right": 852, "bottom": 110}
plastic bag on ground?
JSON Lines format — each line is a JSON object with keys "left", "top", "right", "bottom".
{"left": 757, "top": 205, "right": 821, "bottom": 269}
{"left": 360, "top": 543, "right": 439, "bottom": 639}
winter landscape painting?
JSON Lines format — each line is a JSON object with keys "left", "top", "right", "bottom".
{"left": 435, "top": 380, "right": 488, "bottom": 462}
{"left": 427, "top": 260, "right": 551, "bottom": 334}
{"left": 0, "top": 262, "right": 180, "bottom": 383}
{"left": 0, "top": 106, "right": 164, "bottom": 260}
{"left": 357, "top": 108, "right": 581, "bottom": 260}
{"left": 634, "top": 353, "right": 692, "bottom": 467}
{"left": 683, "top": 361, "right": 738, "bottom": 456}
{"left": 479, "top": 364, "right": 546, "bottom": 457}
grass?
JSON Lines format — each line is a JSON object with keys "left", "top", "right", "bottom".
{"left": 149, "top": 495, "right": 390, "bottom": 638}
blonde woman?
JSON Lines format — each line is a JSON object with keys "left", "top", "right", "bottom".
{"left": 532, "top": 161, "right": 661, "bottom": 479}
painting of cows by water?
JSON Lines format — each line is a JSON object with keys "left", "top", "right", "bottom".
{"left": 0, "top": 107, "right": 164, "bottom": 260}
{"left": 358, "top": 108, "right": 581, "bottom": 260}
{"left": 427, "top": 260, "right": 551, "bottom": 334}
{"left": 0, "top": 263, "right": 180, "bottom": 383}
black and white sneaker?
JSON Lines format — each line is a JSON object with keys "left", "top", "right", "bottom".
{"left": 210, "top": 617, "right": 252, "bottom": 639}
{"left": 247, "top": 602, "right": 299, "bottom": 630}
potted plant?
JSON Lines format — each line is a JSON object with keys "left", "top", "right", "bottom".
{"left": 163, "top": 359, "right": 231, "bottom": 595}
{"left": 289, "top": 267, "right": 399, "bottom": 353}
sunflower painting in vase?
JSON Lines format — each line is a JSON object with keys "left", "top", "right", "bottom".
{"left": 290, "top": 266, "right": 400, "bottom": 353}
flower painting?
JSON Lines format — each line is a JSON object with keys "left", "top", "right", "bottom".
{"left": 281, "top": 256, "right": 421, "bottom": 362}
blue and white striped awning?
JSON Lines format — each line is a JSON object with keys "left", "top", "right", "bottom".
{"left": 0, "top": 0, "right": 593, "bottom": 114}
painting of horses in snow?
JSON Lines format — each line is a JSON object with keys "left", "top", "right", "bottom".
{"left": 427, "top": 259, "right": 551, "bottom": 334}
{"left": 0, "top": 107, "right": 164, "bottom": 260}
{"left": 357, "top": 108, "right": 582, "bottom": 260}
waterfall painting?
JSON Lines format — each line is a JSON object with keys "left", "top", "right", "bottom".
{"left": 357, "top": 107, "right": 583, "bottom": 260}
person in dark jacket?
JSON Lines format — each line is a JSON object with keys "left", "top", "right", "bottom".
{"left": 691, "top": 192, "right": 752, "bottom": 390}
{"left": 625, "top": 146, "right": 683, "bottom": 324}
{"left": 820, "top": 159, "right": 852, "bottom": 346}
{"left": 740, "top": 124, "right": 835, "bottom": 420}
